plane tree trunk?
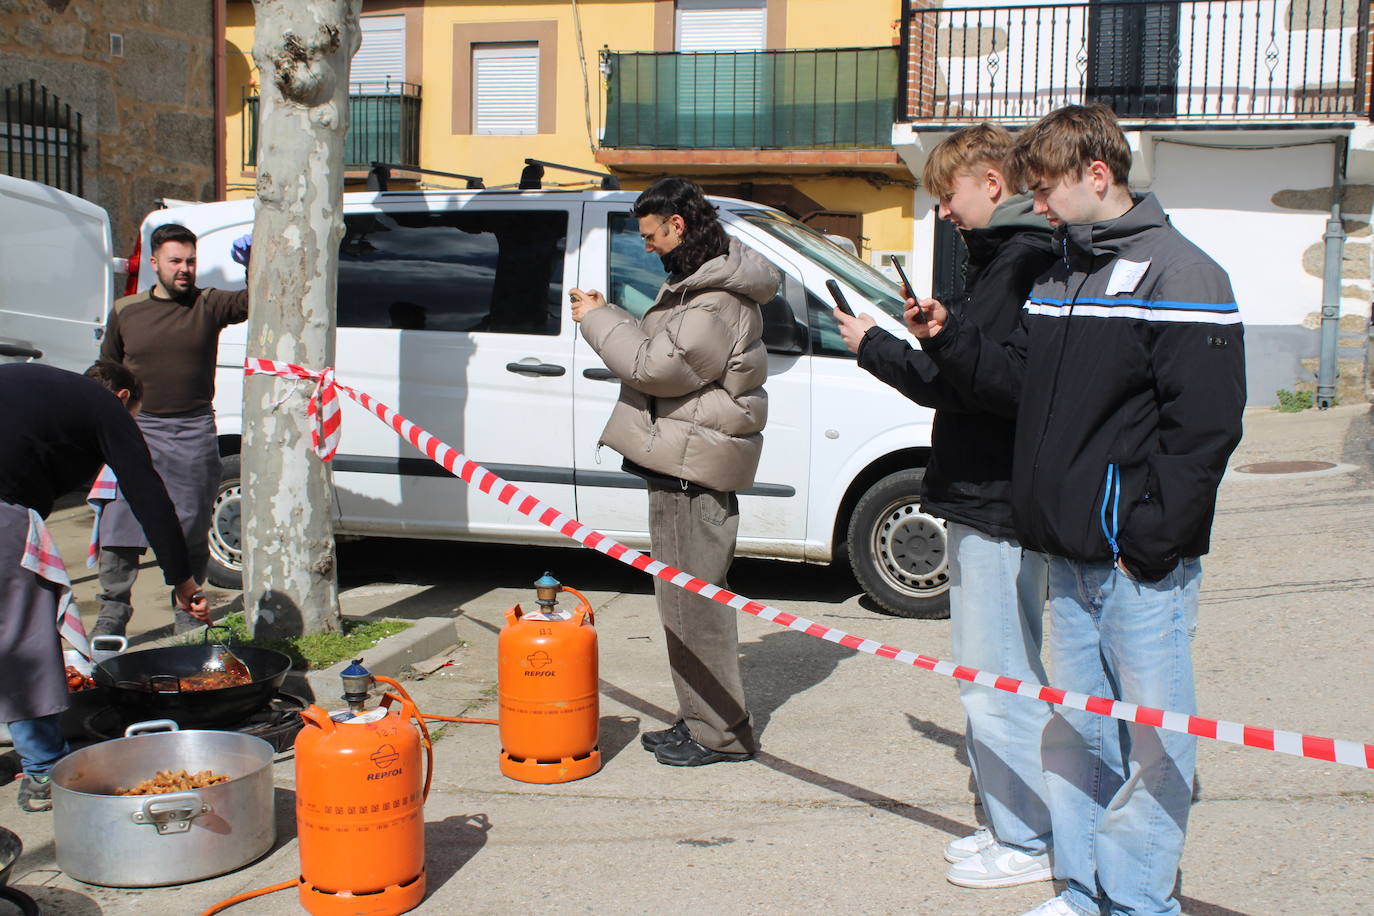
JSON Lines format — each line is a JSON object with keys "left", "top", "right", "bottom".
{"left": 242, "top": 0, "right": 361, "bottom": 638}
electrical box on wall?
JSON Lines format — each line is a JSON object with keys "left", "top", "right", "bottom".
{"left": 871, "top": 250, "right": 911, "bottom": 287}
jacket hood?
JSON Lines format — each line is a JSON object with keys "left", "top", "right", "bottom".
{"left": 665, "top": 237, "right": 779, "bottom": 306}
{"left": 1058, "top": 192, "right": 1169, "bottom": 261}
{"left": 985, "top": 193, "right": 1048, "bottom": 233}
{"left": 963, "top": 193, "right": 1054, "bottom": 264}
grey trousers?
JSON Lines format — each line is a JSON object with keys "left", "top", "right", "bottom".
{"left": 94, "top": 547, "right": 201, "bottom": 637}
{"left": 647, "top": 484, "right": 755, "bottom": 755}
{"left": 94, "top": 411, "right": 218, "bottom": 637}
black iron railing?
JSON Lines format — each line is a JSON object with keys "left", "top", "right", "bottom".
{"left": 601, "top": 47, "right": 899, "bottom": 148}
{"left": 243, "top": 81, "right": 421, "bottom": 168}
{"left": 2, "top": 80, "right": 84, "bottom": 196}
{"left": 901, "top": 0, "right": 1371, "bottom": 122}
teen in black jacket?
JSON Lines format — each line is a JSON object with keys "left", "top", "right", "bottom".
{"left": 854, "top": 194, "right": 1055, "bottom": 537}
{"left": 835, "top": 125, "right": 1062, "bottom": 890}
{"left": 919, "top": 192, "right": 1246, "bottom": 580}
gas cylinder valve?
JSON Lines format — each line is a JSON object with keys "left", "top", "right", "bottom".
{"left": 340, "top": 658, "right": 374, "bottom": 715}
{"left": 533, "top": 572, "right": 571, "bottom": 620}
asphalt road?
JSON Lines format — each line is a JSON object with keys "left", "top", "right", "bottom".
{"left": 1, "top": 404, "right": 1371, "bottom": 916}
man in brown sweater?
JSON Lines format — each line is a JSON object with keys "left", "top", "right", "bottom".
{"left": 93, "top": 222, "right": 248, "bottom": 636}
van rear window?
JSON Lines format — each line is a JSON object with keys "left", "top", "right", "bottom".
{"left": 337, "top": 209, "right": 567, "bottom": 334}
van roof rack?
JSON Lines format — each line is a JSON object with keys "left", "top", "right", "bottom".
{"left": 367, "top": 162, "right": 485, "bottom": 191}
{"left": 520, "top": 158, "right": 620, "bottom": 191}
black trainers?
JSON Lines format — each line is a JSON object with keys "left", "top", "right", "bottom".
{"left": 653, "top": 735, "right": 754, "bottom": 767}
{"left": 17, "top": 774, "right": 53, "bottom": 813}
{"left": 91, "top": 616, "right": 127, "bottom": 638}
{"left": 640, "top": 720, "right": 690, "bottom": 752}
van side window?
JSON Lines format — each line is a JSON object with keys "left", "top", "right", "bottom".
{"left": 807, "top": 289, "right": 856, "bottom": 358}
{"left": 338, "top": 210, "right": 567, "bottom": 334}
{"left": 607, "top": 212, "right": 807, "bottom": 356}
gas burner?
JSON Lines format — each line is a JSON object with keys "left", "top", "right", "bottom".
{"left": 84, "top": 692, "right": 308, "bottom": 752}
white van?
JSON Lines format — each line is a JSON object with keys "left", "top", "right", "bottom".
{"left": 133, "top": 189, "right": 949, "bottom": 618}
{"left": 0, "top": 174, "right": 112, "bottom": 370}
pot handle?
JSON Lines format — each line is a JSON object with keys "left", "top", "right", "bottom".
{"left": 132, "top": 791, "right": 210, "bottom": 834}
{"left": 124, "top": 719, "right": 181, "bottom": 737}
{"left": 90, "top": 635, "right": 128, "bottom": 655}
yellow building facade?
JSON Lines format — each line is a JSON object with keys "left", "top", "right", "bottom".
{"left": 223, "top": 0, "right": 914, "bottom": 263}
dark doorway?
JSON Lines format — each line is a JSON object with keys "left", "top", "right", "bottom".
{"left": 1086, "top": 0, "right": 1180, "bottom": 118}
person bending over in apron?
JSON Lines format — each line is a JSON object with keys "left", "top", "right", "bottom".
{"left": 0, "top": 360, "right": 208, "bottom": 812}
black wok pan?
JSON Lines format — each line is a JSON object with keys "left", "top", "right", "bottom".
{"left": 0, "top": 827, "right": 38, "bottom": 915}
{"left": 93, "top": 634, "right": 292, "bottom": 728}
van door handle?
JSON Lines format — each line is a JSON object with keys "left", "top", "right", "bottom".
{"left": 505, "top": 361, "right": 566, "bottom": 377}
{"left": 582, "top": 368, "right": 617, "bottom": 381}
{"left": 0, "top": 344, "right": 43, "bottom": 359}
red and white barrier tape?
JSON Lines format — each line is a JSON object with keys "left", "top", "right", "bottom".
{"left": 244, "top": 358, "right": 1374, "bottom": 771}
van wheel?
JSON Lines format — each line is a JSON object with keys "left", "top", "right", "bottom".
{"left": 847, "top": 468, "right": 950, "bottom": 619}
{"left": 206, "top": 454, "right": 243, "bottom": 590}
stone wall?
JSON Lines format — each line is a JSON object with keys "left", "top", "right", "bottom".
{"left": 0, "top": 0, "right": 217, "bottom": 252}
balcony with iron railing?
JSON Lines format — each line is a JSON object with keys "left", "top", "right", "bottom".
{"left": 597, "top": 47, "right": 906, "bottom": 168}
{"left": 242, "top": 81, "right": 421, "bottom": 169}
{"left": 899, "top": 0, "right": 1372, "bottom": 123}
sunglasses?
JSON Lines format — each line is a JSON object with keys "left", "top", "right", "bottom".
{"left": 639, "top": 219, "right": 671, "bottom": 244}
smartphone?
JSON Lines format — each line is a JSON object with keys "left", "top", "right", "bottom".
{"left": 825, "top": 279, "right": 856, "bottom": 317}
{"left": 888, "top": 254, "right": 925, "bottom": 325}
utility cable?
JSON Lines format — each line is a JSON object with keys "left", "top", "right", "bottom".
{"left": 570, "top": 0, "right": 598, "bottom": 153}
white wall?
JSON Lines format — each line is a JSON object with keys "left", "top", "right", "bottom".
{"left": 1149, "top": 141, "right": 1360, "bottom": 326}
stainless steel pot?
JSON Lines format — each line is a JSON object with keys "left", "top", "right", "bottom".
{"left": 49, "top": 720, "right": 276, "bottom": 887}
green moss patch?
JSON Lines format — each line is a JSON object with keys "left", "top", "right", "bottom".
{"left": 193, "top": 612, "right": 412, "bottom": 670}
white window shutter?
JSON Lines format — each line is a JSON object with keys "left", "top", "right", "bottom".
{"left": 676, "top": 0, "right": 767, "bottom": 52}
{"left": 473, "top": 44, "right": 540, "bottom": 135}
{"left": 352, "top": 15, "right": 406, "bottom": 93}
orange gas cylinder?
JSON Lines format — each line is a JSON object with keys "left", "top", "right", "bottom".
{"left": 294, "top": 663, "right": 433, "bottom": 916}
{"left": 498, "top": 573, "right": 602, "bottom": 783}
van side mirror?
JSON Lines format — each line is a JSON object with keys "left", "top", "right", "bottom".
{"left": 760, "top": 295, "right": 807, "bottom": 356}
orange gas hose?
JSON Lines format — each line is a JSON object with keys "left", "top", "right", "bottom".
{"left": 423, "top": 714, "right": 499, "bottom": 725}
{"left": 198, "top": 878, "right": 296, "bottom": 915}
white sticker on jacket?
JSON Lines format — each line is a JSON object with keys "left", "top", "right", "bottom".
{"left": 1105, "top": 258, "right": 1151, "bottom": 295}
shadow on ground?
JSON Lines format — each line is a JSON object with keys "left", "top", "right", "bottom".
{"left": 422, "top": 812, "right": 491, "bottom": 900}
{"left": 335, "top": 538, "right": 864, "bottom": 621}
{"left": 2, "top": 884, "right": 102, "bottom": 915}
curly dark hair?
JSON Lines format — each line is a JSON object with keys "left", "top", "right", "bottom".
{"left": 84, "top": 359, "right": 143, "bottom": 404}
{"left": 632, "top": 177, "right": 729, "bottom": 278}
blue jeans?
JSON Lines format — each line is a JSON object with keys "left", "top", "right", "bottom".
{"left": 947, "top": 523, "right": 1052, "bottom": 854}
{"left": 7, "top": 712, "right": 68, "bottom": 778}
{"left": 1044, "top": 557, "right": 1200, "bottom": 916}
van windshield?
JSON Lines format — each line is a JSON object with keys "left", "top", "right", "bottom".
{"left": 734, "top": 209, "right": 906, "bottom": 320}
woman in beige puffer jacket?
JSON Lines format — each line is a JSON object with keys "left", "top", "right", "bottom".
{"left": 572, "top": 177, "right": 779, "bottom": 767}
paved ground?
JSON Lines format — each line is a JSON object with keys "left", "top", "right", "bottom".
{"left": 2, "top": 404, "right": 1371, "bottom": 916}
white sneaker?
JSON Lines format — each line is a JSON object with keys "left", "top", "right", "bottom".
{"left": 945, "top": 843, "right": 1053, "bottom": 888}
{"left": 1017, "top": 896, "right": 1076, "bottom": 916}
{"left": 942, "top": 825, "right": 994, "bottom": 863}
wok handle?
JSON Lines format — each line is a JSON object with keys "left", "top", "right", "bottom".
{"left": 202, "top": 624, "right": 236, "bottom": 646}
{"left": 124, "top": 719, "right": 181, "bottom": 737}
{"left": 148, "top": 674, "right": 182, "bottom": 693}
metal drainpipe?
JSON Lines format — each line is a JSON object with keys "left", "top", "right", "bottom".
{"left": 1316, "top": 137, "right": 1348, "bottom": 408}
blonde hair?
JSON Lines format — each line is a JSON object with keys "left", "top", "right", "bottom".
{"left": 1005, "top": 104, "right": 1131, "bottom": 191}
{"left": 921, "top": 122, "right": 1014, "bottom": 198}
